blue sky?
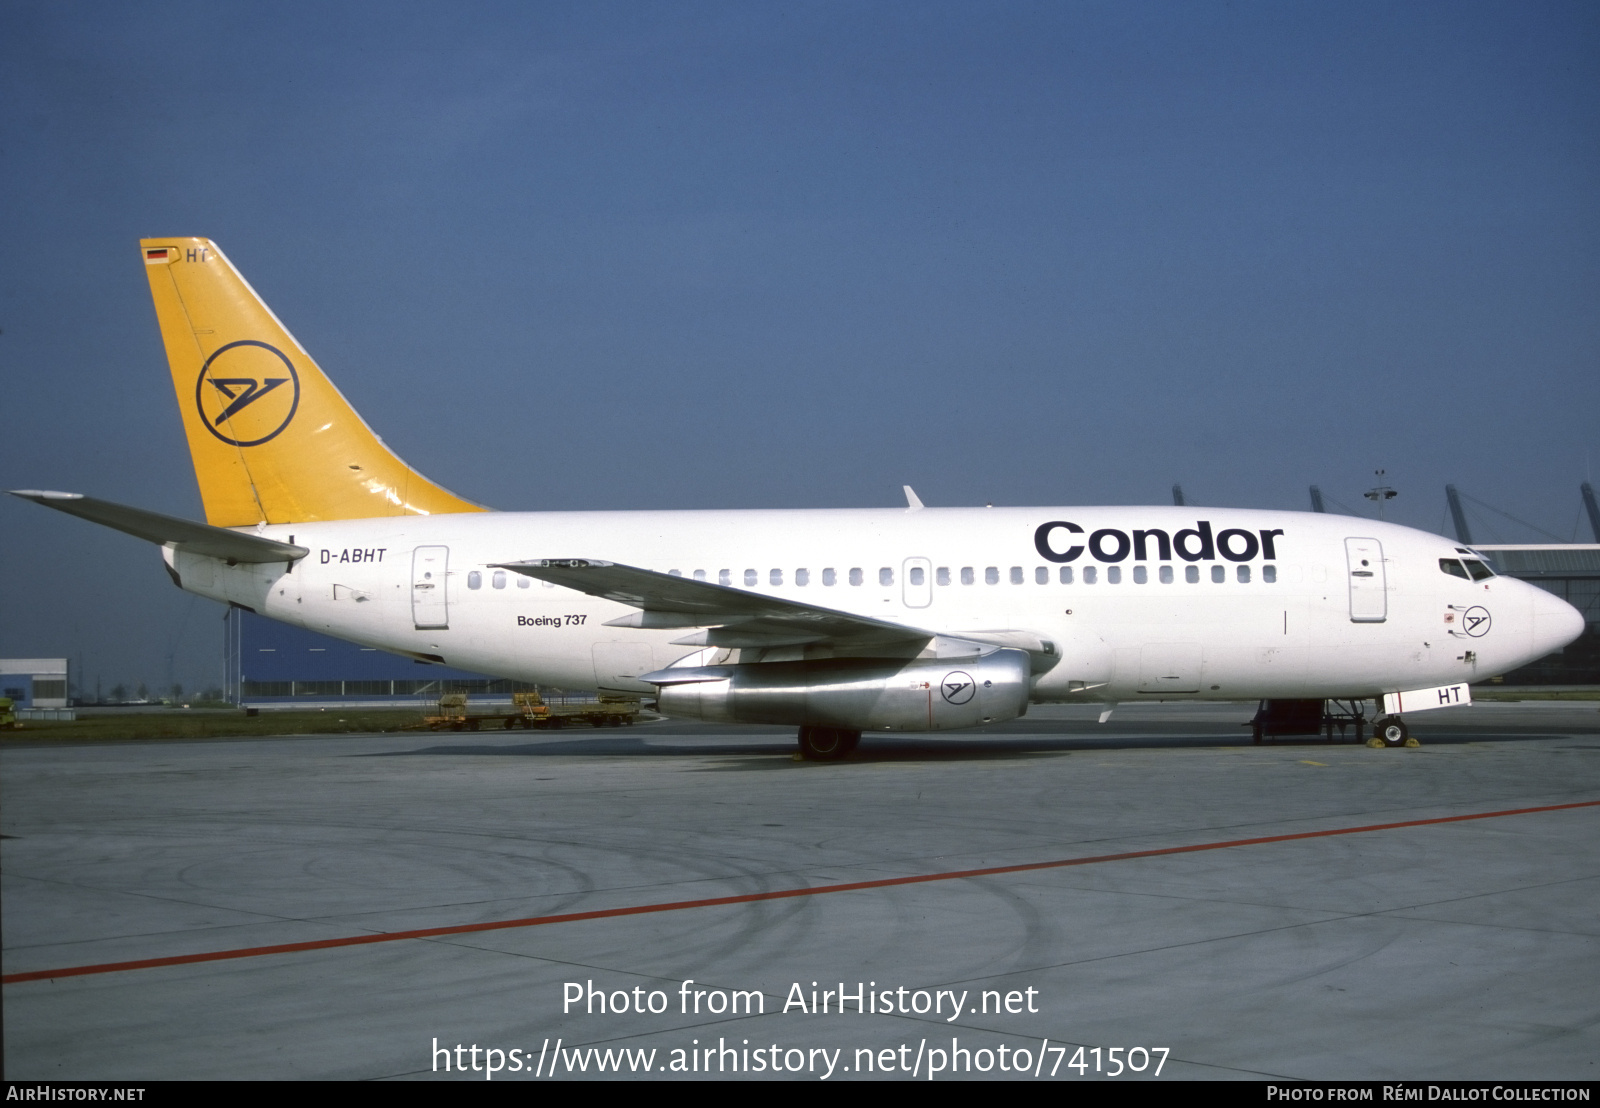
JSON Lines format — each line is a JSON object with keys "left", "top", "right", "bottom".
{"left": 2, "top": 1, "right": 1597, "bottom": 693}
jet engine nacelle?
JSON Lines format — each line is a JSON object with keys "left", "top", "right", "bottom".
{"left": 653, "top": 648, "right": 1032, "bottom": 731}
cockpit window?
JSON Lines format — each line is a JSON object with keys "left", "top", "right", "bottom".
{"left": 1439, "top": 558, "right": 1470, "bottom": 580}
{"left": 1462, "top": 559, "right": 1494, "bottom": 581}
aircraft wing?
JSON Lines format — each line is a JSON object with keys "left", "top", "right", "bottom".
{"left": 492, "top": 559, "right": 934, "bottom": 649}
{"left": 9, "top": 490, "right": 308, "bottom": 564}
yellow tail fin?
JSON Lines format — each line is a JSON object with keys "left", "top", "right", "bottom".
{"left": 141, "top": 237, "right": 488, "bottom": 526}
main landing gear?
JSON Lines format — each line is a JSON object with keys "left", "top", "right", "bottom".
{"left": 797, "top": 726, "right": 861, "bottom": 761}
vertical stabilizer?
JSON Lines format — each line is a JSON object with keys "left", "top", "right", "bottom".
{"left": 141, "top": 238, "right": 487, "bottom": 526}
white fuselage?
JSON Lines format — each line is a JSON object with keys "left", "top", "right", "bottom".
{"left": 167, "top": 506, "right": 1582, "bottom": 705}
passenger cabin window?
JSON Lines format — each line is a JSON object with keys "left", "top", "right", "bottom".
{"left": 823, "top": 568, "right": 837, "bottom": 586}
{"left": 909, "top": 566, "right": 925, "bottom": 586}
{"left": 1186, "top": 565, "right": 1200, "bottom": 583}
{"left": 770, "top": 568, "right": 783, "bottom": 586}
{"left": 1237, "top": 565, "right": 1251, "bottom": 583}
{"left": 492, "top": 570, "right": 507, "bottom": 589}
{"left": 937, "top": 567, "right": 951, "bottom": 586}
{"left": 961, "top": 567, "right": 975, "bottom": 585}
{"left": 1463, "top": 559, "right": 1494, "bottom": 581}
{"left": 1083, "top": 566, "right": 1098, "bottom": 584}
{"left": 1107, "top": 566, "right": 1121, "bottom": 584}
{"left": 1009, "top": 566, "right": 1023, "bottom": 584}
{"left": 719, "top": 569, "right": 731, "bottom": 586}
{"left": 1262, "top": 565, "right": 1277, "bottom": 583}
{"left": 796, "top": 568, "right": 810, "bottom": 586}
{"left": 693, "top": 569, "right": 707, "bottom": 581}
{"left": 1059, "top": 566, "right": 1073, "bottom": 584}
{"left": 1133, "top": 566, "right": 1148, "bottom": 584}
{"left": 467, "top": 570, "right": 482, "bottom": 590}
{"left": 879, "top": 567, "right": 893, "bottom": 586}
{"left": 1211, "top": 565, "right": 1225, "bottom": 583}
{"left": 744, "top": 569, "right": 758, "bottom": 587}
{"left": 1035, "top": 566, "right": 1048, "bottom": 585}
{"left": 517, "top": 575, "right": 530, "bottom": 588}
{"left": 985, "top": 566, "right": 999, "bottom": 585}
{"left": 850, "top": 568, "right": 864, "bottom": 586}
{"left": 1159, "top": 565, "right": 1173, "bottom": 584}
{"left": 668, "top": 569, "right": 682, "bottom": 577}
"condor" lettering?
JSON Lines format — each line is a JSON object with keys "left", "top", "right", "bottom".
{"left": 1034, "top": 521, "right": 1085, "bottom": 563}
{"left": 1035, "top": 521, "right": 1284, "bottom": 564}
{"left": 1088, "top": 528, "right": 1130, "bottom": 562}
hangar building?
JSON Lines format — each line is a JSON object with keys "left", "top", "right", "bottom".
{"left": 224, "top": 608, "right": 537, "bottom": 707}
{"left": 0, "top": 659, "right": 70, "bottom": 709}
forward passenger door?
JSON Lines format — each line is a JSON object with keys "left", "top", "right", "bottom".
{"left": 1344, "top": 538, "right": 1387, "bottom": 623}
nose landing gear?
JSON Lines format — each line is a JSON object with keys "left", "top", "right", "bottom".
{"left": 1369, "top": 715, "right": 1419, "bottom": 748}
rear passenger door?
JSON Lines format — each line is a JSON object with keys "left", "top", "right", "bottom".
{"left": 412, "top": 546, "right": 450, "bottom": 630}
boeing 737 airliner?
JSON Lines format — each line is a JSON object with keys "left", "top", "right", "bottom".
{"left": 12, "top": 239, "right": 1586, "bottom": 758}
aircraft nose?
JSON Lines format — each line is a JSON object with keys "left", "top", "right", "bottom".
{"left": 1530, "top": 585, "right": 1586, "bottom": 657}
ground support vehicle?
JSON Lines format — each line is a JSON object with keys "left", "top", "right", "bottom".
{"left": 501, "top": 691, "right": 641, "bottom": 729}
{"left": 422, "top": 692, "right": 641, "bottom": 731}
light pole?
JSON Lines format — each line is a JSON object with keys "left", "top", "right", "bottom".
{"left": 1363, "top": 470, "right": 1397, "bottom": 521}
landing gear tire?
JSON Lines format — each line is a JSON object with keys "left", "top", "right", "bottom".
{"left": 798, "top": 726, "right": 858, "bottom": 761}
{"left": 1375, "top": 716, "right": 1409, "bottom": 747}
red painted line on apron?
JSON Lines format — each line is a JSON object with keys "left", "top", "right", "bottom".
{"left": 6, "top": 798, "right": 1596, "bottom": 985}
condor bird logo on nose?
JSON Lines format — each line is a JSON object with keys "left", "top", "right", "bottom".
{"left": 941, "top": 671, "right": 976, "bottom": 705}
{"left": 194, "top": 340, "right": 300, "bottom": 447}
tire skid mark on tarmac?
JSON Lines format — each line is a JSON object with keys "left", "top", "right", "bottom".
{"left": 5, "top": 798, "right": 1597, "bottom": 986}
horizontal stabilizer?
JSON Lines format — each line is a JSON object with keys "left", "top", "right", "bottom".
{"left": 492, "top": 558, "right": 933, "bottom": 650}
{"left": 10, "top": 490, "right": 308, "bottom": 564}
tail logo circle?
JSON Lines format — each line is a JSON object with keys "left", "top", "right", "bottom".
{"left": 195, "top": 340, "right": 301, "bottom": 447}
